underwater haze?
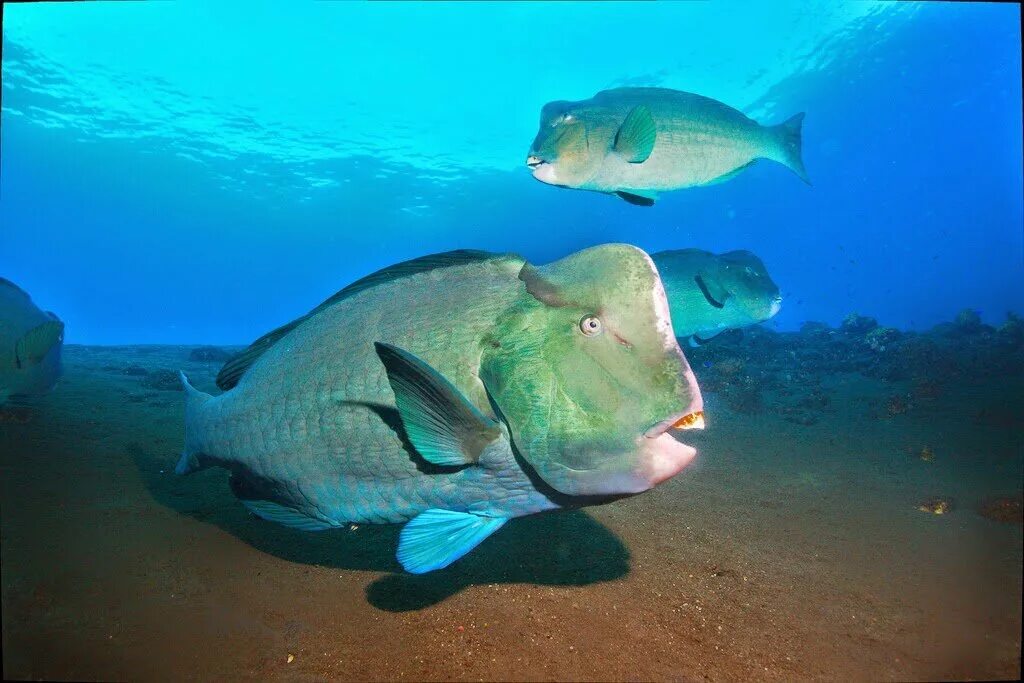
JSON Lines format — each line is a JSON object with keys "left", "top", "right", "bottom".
{"left": 2, "top": 2, "right": 1023, "bottom": 682}
{"left": 2, "top": 1, "right": 1021, "bottom": 344}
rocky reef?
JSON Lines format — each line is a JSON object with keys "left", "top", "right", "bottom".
{"left": 188, "top": 346, "right": 234, "bottom": 362}
{"left": 685, "top": 310, "right": 1024, "bottom": 427}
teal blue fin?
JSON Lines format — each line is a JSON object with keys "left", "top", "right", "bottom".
{"left": 14, "top": 320, "right": 64, "bottom": 368}
{"left": 216, "top": 250, "right": 500, "bottom": 390}
{"left": 398, "top": 509, "right": 508, "bottom": 573}
{"left": 613, "top": 105, "right": 656, "bottom": 163}
{"left": 240, "top": 498, "right": 336, "bottom": 531}
{"left": 769, "top": 112, "right": 809, "bottom": 184}
{"left": 616, "top": 191, "right": 657, "bottom": 206}
{"left": 375, "top": 342, "right": 500, "bottom": 467}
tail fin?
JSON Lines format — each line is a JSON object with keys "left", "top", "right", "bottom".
{"left": 769, "top": 112, "right": 809, "bottom": 185}
{"left": 176, "top": 371, "right": 213, "bottom": 475}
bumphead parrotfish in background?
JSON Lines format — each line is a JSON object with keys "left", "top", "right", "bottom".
{"left": 177, "top": 246, "right": 705, "bottom": 573}
{"left": 0, "top": 278, "right": 64, "bottom": 404}
{"left": 527, "top": 87, "right": 808, "bottom": 205}
{"left": 651, "top": 249, "right": 782, "bottom": 345}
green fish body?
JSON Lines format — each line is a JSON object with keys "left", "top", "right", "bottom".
{"left": 527, "top": 87, "right": 808, "bottom": 205}
{"left": 0, "top": 278, "right": 64, "bottom": 404}
{"left": 179, "top": 246, "right": 704, "bottom": 573}
{"left": 651, "top": 249, "right": 782, "bottom": 344}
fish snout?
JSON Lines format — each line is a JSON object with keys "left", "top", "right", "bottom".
{"left": 530, "top": 161, "right": 558, "bottom": 184}
{"left": 526, "top": 154, "right": 558, "bottom": 183}
{"left": 769, "top": 294, "right": 783, "bottom": 317}
{"left": 637, "top": 356, "right": 705, "bottom": 487}
{"left": 638, "top": 409, "right": 702, "bottom": 486}
{"left": 636, "top": 429, "right": 698, "bottom": 487}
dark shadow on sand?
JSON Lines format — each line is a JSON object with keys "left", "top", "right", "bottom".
{"left": 128, "top": 443, "right": 631, "bottom": 612}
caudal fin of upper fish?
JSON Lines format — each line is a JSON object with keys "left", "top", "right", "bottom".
{"left": 769, "top": 112, "right": 810, "bottom": 185}
{"left": 176, "top": 371, "right": 213, "bottom": 475}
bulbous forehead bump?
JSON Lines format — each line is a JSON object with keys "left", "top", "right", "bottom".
{"left": 540, "top": 99, "right": 573, "bottom": 123}
{"left": 722, "top": 250, "right": 768, "bottom": 273}
{"left": 524, "top": 244, "right": 678, "bottom": 350}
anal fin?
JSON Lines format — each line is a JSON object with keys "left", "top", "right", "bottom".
{"left": 229, "top": 475, "right": 336, "bottom": 531}
{"left": 692, "top": 329, "right": 725, "bottom": 345}
{"left": 241, "top": 498, "right": 337, "bottom": 532}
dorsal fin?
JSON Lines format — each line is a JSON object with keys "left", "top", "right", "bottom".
{"left": 215, "top": 250, "right": 500, "bottom": 391}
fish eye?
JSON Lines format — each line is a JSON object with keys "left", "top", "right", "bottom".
{"left": 579, "top": 315, "right": 602, "bottom": 336}
{"left": 552, "top": 113, "right": 576, "bottom": 127}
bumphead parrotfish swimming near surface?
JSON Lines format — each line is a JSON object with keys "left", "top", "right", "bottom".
{"left": 526, "top": 87, "right": 808, "bottom": 205}
{"left": 177, "top": 245, "right": 705, "bottom": 573}
{"left": 650, "top": 249, "right": 782, "bottom": 345}
{"left": 0, "top": 278, "right": 64, "bottom": 404}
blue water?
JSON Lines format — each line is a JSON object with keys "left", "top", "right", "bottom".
{"left": 1, "top": 2, "right": 1021, "bottom": 344}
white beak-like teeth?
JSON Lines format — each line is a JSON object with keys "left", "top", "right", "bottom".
{"left": 672, "top": 411, "right": 705, "bottom": 431}
{"left": 644, "top": 410, "right": 705, "bottom": 439}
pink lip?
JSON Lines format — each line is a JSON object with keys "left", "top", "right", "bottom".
{"left": 637, "top": 432, "right": 698, "bottom": 487}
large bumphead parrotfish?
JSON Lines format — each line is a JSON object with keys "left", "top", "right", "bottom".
{"left": 0, "top": 278, "right": 64, "bottom": 404}
{"left": 650, "top": 249, "right": 782, "bottom": 345}
{"left": 527, "top": 87, "right": 808, "bottom": 205}
{"left": 178, "top": 246, "right": 705, "bottom": 573}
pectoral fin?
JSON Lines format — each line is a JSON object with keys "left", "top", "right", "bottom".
{"left": 398, "top": 509, "right": 508, "bottom": 573}
{"left": 613, "top": 105, "right": 656, "bottom": 163}
{"left": 694, "top": 274, "right": 730, "bottom": 309}
{"left": 15, "top": 320, "right": 64, "bottom": 369}
{"left": 375, "top": 342, "right": 500, "bottom": 467}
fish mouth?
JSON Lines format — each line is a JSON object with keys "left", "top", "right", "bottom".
{"left": 528, "top": 158, "right": 558, "bottom": 184}
{"left": 636, "top": 409, "right": 705, "bottom": 486}
{"left": 634, "top": 411, "right": 702, "bottom": 488}
{"left": 644, "top": 409, "right": 706, "bottom": 439}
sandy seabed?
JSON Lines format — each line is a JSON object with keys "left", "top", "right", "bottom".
{"left": 2, "top": 328, "right": 1021, "bottom": 681}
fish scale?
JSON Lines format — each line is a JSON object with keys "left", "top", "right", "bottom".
{"left": 178, "top": 245, "right": 703, "bottom": 572}
{"left": 186, "top": 256, "right": 539, "bottom": 524}
{"left": 528, "top": 87, "right": 807, "bottom": 203}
